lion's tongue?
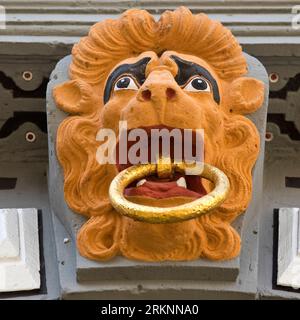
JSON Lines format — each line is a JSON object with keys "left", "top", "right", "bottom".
{"left": 124, "top": 180, "right": 204, "bottom": 199}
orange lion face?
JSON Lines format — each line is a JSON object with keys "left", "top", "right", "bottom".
{"left": 53, "top": 7, "right": 264, "bottom": 262}
{"left": 103, "top": 51, "right": 223, "bottom": 202}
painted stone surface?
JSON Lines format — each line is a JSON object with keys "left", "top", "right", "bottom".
{"left": 53, "top": 7, "right": 264, "bottom": 262}
{"left": 0, "top": 209, "right": 40, "bottom": 292}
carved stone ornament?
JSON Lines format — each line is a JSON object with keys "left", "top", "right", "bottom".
{"left": 53, "top": 7, "right": 265, "bottom": 262}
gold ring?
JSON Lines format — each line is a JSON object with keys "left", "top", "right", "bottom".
{"left": 109, "top": 162, "right": 230, "bottom": 223}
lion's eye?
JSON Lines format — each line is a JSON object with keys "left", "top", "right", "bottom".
{"left": 184, "top": 77, "right": 210, "bottom": 92}
{"left": 114, "top": 76, "right": 138, "bottom": 91}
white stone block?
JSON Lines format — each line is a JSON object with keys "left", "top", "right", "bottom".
{"left": 0, "top": 208, "right": 40, "bottom": 292}
{"left": 0, "top": 209, "right": 19, "bottom": 258}
{"left": 277, "top": 207, "right": 300, "bottom": 289}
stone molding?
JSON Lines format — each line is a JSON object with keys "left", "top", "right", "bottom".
{"left": 0, "top": 1, "right": 299, "bottom": 47}
{"left": 0, "top": 208, "right": 40, "bottom": 293}
{"left": 277, "top": 207, "right": 300, "bottom": 289}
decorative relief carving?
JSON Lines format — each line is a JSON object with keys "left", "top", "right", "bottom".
{"left": 0, "top": 112, "right": 47, "bottom": 139}
{"left": 268, "top": 73, "right": 300, "bottom": 142}
{"left": 0, "top": 61, "right": 50, "bottom": 162}
{"left": 267, "top": 114, "right": 300, "bottom": 141}
{"left": 270, "top": 73, "right": 300, "bottom": 100}
{"left": 265, "top": 123, "right": 300, "bottom": 164}
{"left": 0, "top": 71, "right": 48, "bottom": 98}
{"left": 266, "top": 65, "right": 300, "bottom": 92}
{"left": 53, "top": 8, "right": 264, "bottom": 262}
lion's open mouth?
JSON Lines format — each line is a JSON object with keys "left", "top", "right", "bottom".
{"left": 116, "top": 125, "right": 207, "bottom": 199}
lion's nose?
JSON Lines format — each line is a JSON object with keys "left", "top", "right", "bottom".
{"left": 140, "top": 86, "right": 177, "bottom": 102}
{"left": 137, "top": 69, "right": 179, "bottom": 104}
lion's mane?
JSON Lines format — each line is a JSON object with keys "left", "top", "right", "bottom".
{"left": 55, "top": 7, "right": 260, "bottom": 261}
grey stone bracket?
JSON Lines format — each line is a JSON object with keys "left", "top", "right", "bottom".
{"left": 46, "top": 52, "right": 269, "bottom": 299}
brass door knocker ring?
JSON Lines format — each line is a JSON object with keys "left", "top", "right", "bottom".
{"left": 109, "top": 159, "right": 230, "bottom": 224}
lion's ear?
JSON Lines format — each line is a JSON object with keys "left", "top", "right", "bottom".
{"left": 228, "top": 77, "right": 264, "bottom": 115}
{"left": 53, "top": 79, "right": 98, "bottom": 115}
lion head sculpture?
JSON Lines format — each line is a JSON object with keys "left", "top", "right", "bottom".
{"left": 53, "top": 7, "right": 264, "bottom": 262}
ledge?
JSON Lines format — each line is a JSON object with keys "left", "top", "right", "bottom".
{"left": 0, "top": 1, "right": 299, "bottom": 57}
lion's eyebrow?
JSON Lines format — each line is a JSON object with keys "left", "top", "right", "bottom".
{"left": 104, "top": 57, "right": 151, "bottom": 104}
{"left": 170, "top": 55, "right": 220, "bottom": 104}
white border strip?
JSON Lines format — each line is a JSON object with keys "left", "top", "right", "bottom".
{"left": 0, "top": 208, "right": 40, "bottom": 293}
{"left": 277, "top": 207, "right": 300, "bottom": 289}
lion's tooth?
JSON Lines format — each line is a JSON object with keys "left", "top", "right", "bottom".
{"left": 176, "top": 177, "right": 187, "bottom": 188}
{"left": 136, "top": 179, "right": 147, "bottom": 187}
